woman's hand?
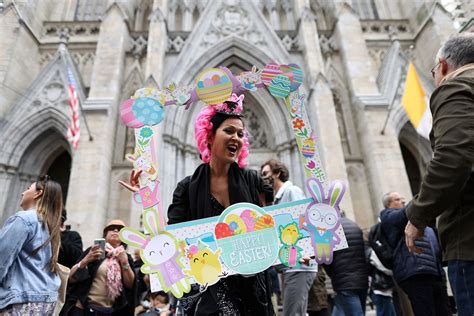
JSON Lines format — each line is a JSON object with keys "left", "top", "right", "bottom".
{"left": 119, "top": 169, "right": 142, "bottom": 192}
{"left": 299, "top": 256, "right": 311, "bottom": 266}
{"left": 116, "top": 247, "right": 129, "bottom": 265}
{"left": 81, "top": 245, "right": 103, "bottom": 266}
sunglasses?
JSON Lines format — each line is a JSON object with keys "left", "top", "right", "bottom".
{"left": 105, "top": 225, "right": 124, "bottom": 233}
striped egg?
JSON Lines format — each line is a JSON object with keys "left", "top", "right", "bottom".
{"left": 269, "top": 74, "right": 291, "bottom": 98}
{"left": 288, "top": 63, "right": 303, "bottom": 91}
{"left": 302, "top": 145, "right": 315, "bottom": 158}
{"left": 195, "top": 68, "right": 233, "bottom": 104}
{"left": 280, "top": 64, "right": 294, "bottom": 84}
{"left": 261, "top": 62, "right": 282, "bottom": 86}
{"left": 120, "top": 98, "right": 143, "bottom": 128}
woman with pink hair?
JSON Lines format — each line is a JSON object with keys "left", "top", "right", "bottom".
{"left": 169, "top": 94, "right": 274, "bottom": 315}
{"left": 124, "top": 93, "right": 274, "bottom": 315}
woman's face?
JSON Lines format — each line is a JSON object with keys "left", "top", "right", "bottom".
{"left": 20, "top": 182, "right": 42, "bottom": 210}
{"left": 105, "top": 226, "right": 122, "bottom": 247}
{"left": 208, "top": 117, "right": 244, "bottom": 165}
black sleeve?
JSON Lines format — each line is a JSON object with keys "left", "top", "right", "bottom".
{"left": 59, "top": 231, "right": 84, "bottom": 268}
{"left": 244, "top": 169, "right": 273, "bottom": 205}
{"left": 167, "top": 176, "right": 191, "bottom": 225}
{"left": 73, "top": 247, "right": 93, "bottom": 282}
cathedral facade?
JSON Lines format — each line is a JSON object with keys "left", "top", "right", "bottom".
{"left": 0, "top": 0, "right": 465, "bottom": 244}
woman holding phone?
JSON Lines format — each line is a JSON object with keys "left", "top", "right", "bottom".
{"left": 121, "top": 95, "right": 275, "bottom": 315}
{"left": 60, "top": 219, "right": 135, "bottom": 316}
{"left": 0, "top": 175, "right": 63, "bottom": 315}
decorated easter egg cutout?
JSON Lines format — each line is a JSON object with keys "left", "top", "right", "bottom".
{"left": 215, "top": 203, "right": 279, "bottom": 275}
{"left": 301, "top": 138, "right": 316, "bottom": 158}
{"left": 269, "top": 74, "right": 291, "bottom": 98}
{"left": 133, "top": 88, "right": 165, "bottom": 103}
{"left": 261, "top": 63, "right": 283, "bottom": 86}
{"left": 288, "top": 63, "right": 303, "bottom": 91}
{"left": 195, "top": 68, "right": 233, "bottom": 104}
{"left": 131, "top": 97, "right": 165, "bottom": 126}
{"left": 120, "top": 98, "right": 143, "bottom": 128}
{"left": 280, "top": 64, "right": 294, "bottom": 84}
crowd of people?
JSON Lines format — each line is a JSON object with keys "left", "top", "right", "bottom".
{"left": 0, "top": 34, "right": 472, "bottom": 316}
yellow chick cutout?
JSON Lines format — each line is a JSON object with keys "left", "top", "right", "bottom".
{"left": 183, "top": 241, "right": 228, "bottom": 291}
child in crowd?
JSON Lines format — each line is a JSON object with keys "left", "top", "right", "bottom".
{"left": 135, "top": 291, "right": 171, "bottom": 316}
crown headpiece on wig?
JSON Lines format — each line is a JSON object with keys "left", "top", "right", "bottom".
{"left": 213, "top": 93, "right": 245, "bottom": 117}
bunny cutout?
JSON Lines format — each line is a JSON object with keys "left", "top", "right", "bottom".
{"left": 166, "top": 82, "right": 191, "bottom": 106}
{"left": 126, "top": 148, "right": 158, "bottom": 182}
{"left": 289, "top": 91, "right": 305, "bottom": 119}
{"left": 300, "top": 178, "right": 345, "bottom": 264}
{"left": 120, "top": 209, "right": 191, "bottom": 298}
{"left": 240, "top": 66, "right": 262, "bottom": 92}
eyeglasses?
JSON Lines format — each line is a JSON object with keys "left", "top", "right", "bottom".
{"left": 430, "top": 55, "right": 450, "bottom": 79}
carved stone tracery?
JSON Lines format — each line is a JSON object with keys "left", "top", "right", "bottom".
{"left": 201, "top": 3, "right": 267, "bottom": 48}
{"left": 167, "top": 32, "right": 189, "bottom": 53}
{"left": 128, "top": 33, "right": 148, "bottom": 59}
{"left": 361, "top": 20, "right": 410, "bottom": 34}
{"left": 43, "top": 22, "right": 100, "bottom": 39}
{"left": 319, "top": 32, "right": 338, "bottom": 55}
{"left": 243, "top": 107, "right": 268, "bottom": 149}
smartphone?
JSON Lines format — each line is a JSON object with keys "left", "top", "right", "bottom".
{"left": 94, "top": 238, "right": 106, "bottom": 260}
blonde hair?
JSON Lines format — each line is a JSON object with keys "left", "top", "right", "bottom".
{"left": 33, "top": 175, "right": 63, "bottom": 273}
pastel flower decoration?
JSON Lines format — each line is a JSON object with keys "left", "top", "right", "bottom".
{"left": 306, "top": 160, "right": 316, "bottom": 169}
{"left": 293, "top": 118, "right": 305, "bottom": 129}
{"left": 229, "top": 222, "right": 238, "bottom": 231}
{"left": 140, "top": 127, "right": 153, "bottom": 138}
{"left": 189, "top": 245, "right": 198, "bottom": 255}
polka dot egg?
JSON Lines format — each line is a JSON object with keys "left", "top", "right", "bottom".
{"left": 131, "top": 97, "right": 165, "bottom": 126}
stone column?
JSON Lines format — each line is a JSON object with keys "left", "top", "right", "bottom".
{"left": 0, "top": 168, "right": 16, "bottom": 221}
{"left": 0, "top": 4, "right": 42, "bottom": 118}
{"left": 269, "top": 5, "right": 279, "bottom": 29}
{"left": 66, "top": 4, "right": 129, "bottom": 245}
{"left": 335, "top": 3, "right": 412, "bottom": 212}
{"left": 145, "top": 0, "right": 167, "bottom": 85}
{"left": 335, "top": 4, "right": 378, "bottom": 95}
{"left": 182, "top": 6, "right": 193, "bottom": 31}
{"left": 294, "top": 0, "right": 355, "bottom": 219}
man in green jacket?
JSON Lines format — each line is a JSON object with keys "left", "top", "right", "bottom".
{"left": 405, "top": 33, "right": 474, "bottom": 316}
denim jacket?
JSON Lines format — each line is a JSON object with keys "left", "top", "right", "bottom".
{"left": 0, "top": 209, "right": 60, "bottom": 309}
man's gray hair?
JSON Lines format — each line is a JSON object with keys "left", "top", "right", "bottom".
{"left": 382, "top": 192, "right": 394, "bottom": 208}
{"left": 437, "top": 33, "right": 474, "bottom": 69}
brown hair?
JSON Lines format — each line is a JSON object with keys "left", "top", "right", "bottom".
{"left": 33, "top": 175, "right": 63, "bottom": 273}
{"left": 261, "top": 159, "right": 289, "bottom": 182}
{"left": 150, "top": 291, "right": 169, "bottom": 304}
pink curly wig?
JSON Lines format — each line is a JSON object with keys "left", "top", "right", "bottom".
{"left": 195, "top": 105, "right": 249, "bottom": 168}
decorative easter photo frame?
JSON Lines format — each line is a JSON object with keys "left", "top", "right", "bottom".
{"left": 215, "top": 203, "right": 279, "bottom": 275}
{"left": 119, "top": 63, "right": 348, "bottom": 297}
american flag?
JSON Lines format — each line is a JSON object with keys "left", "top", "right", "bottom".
{"left": 66, "top": 67, "right": 80, "bottom": 150}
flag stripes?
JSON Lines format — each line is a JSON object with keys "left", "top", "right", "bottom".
{"left": 66, "top": 67, "right": 80, "bottom": 149}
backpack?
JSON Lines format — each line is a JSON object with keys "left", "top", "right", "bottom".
{"left": 368, "top": 223, "right": 393, "bottom": 270}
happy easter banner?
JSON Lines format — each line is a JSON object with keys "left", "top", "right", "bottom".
{"left": 118, "top": 63, "right": 348, "bottom": 297}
